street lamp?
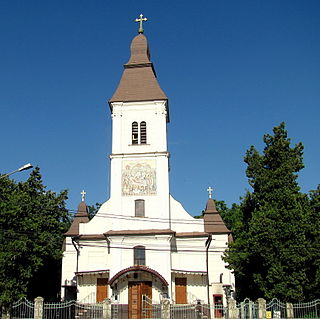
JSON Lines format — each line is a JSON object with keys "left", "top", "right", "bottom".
{"left": 0, "top": 163, "right": 33, "bottom": 179}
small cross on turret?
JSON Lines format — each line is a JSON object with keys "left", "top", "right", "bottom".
{"left": 80, "top": 190, "right": 86, "bottom": 202}
{"left": 135, "top": 14, "right": 148, "bottom": 34}
{"left": 207, "top": 186, "right": 213, "bottom": 199}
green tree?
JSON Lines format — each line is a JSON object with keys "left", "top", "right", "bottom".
{"left": 306, "top": 185, "right": 320, "bottom": 299}
{"left": 0, "top": 168, "right": 69, "bottom": 304}
{"left": 224, "top": 122, "right": 317, "bottom": 301}
{"left": 87, "top": 202, "right": 102, "bottom": 219}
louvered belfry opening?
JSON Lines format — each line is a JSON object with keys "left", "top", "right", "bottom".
{"left": 132, "top": 121, "right": 139, "bottom": 144}
{"left": 140, "top": 121, "right": 147, "bottom": 144}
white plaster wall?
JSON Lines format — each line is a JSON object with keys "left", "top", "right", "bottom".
{"left": 77, "top": 241, "right": 109, "bottom": 272}
{"left": 109, "top": 154, "right": 170, "bottom": 221}
{"left": 80, "top": 194, "right": 204, "bottom": 234}
{"left": 61, "top": 237, "right": 78, "bottom": 299}
{"left": 171, "top": 237, "right": 207, "bottom": 272}
{"left": 169, "top": 196, "right": 204, "bottom": 232}
{"left": 77, "top": 274, "right": 109, "bottom": 302}
{"left": 111, "top": 101, "right": 168, "bottom": 155}
{"left": 171, "top": 274, "right": 207, "bottom": 303}
{"left": 107, "top": 235, "right": 171, "bottom": 280}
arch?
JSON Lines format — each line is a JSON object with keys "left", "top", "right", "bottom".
{"left": 132, "top": 122, "right": 138, "bottom": 144}
{"left": 140, "top": 121, "right": 147, "bottom": 144}
{"left": 108, "top": 265, "right": 168, "bottom": 287}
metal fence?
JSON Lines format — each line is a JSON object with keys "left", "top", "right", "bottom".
{"left": 4, "top": 297, "right": 320, "bottom": 319}
{"left": 11, "top": 298, "right": 34, "bottom": 319}
{"left": 266, "top": 299, "right": 287, "bottom": 319}
{"left": 292, "top": 300, "right": 320, "bottom": 319}
{"left": 237, "top": 298, "right": 259, "bottom": 319}
{"left": 142, "top": 296, "right": 161, "bottom": 319}
{"left": 111, "top": 304, "right": 128, "bottom": 319}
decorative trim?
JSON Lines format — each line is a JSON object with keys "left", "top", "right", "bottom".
{"left": 110, "top": 151, "right": 169, "bottom": 159}
{"left": 76, "top": 269, "right": 110, "bottom": 276}
{"left": 172, "top": 269, "right": 207, "bottom": 275}
{"left": 109, "top": 265, "right": 168, "bottom": 286}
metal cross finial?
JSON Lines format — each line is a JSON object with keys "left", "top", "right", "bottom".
{"left": 80, "top": 190, "right": 86, "bottom": 202}
{"left": 135, "top": 14, "right": 148, "bottom": 34}
{"left": 207, "top": 186, "right": 213, "bottom": 199}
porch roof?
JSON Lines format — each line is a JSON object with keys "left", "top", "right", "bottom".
{"left": 75, "top": 269, "right": 110, "bottom": 276}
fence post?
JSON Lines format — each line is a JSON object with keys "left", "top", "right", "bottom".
{"left": 257, "top": 298, "right": 266, "bottom": 319}
{"left": 161, "top": 298, "right": 170, "bottom": 319}
{"left": 228, "top": 298, "right": 237, "bottom": 319}
{"left": 1, "top": 306, "right": 10, "bottom": 319}
{"left": 286, "top": 303, "right": 293, "bottom": 319}
{"left": 34, "top": 297, "right": 44, "bottom": 319}
{"left": 103, "top": 298, "right": 112, "bottom": 319}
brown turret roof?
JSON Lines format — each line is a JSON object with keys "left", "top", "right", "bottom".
{"left": 203, "top": 199, "right": 230, "bottom": 234}
{"left": 65, "top": 201, "right": 89, "bottom": 236}
{"left": 109, "top": 34, "right": 168, "bottom": 108}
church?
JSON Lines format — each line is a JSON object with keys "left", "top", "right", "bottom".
{"left": 61, "top": 15, "right": 235, "bottom": 312}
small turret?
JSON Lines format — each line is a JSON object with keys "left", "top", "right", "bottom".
{"left": 65, "top": 190, "right": 89, "bottom": 237}
{"left": 203, "top": 187, "right": 230, "bottom": 234}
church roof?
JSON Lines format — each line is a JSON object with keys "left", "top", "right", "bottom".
{"left": 109, "top": 34, "right": 168, "bottom": 107}
{"left": 203, "top": 198, "right": 231, "bottom": 234}
{"left": 64, "top": 201, "right": 90, "bottom": 237}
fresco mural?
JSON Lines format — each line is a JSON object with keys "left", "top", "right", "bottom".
{"left": 122, "top": 160, "right": 157, "bottom": 196}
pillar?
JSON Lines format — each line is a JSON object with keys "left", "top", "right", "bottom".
{"left": 34, "top": 297, "right": 44, "bottom": 319}
{"left": 161, "top": 298, "right": 170, "bottom": 319}
{"left": 257, "top": 298, "right": 266, "bottom": 319}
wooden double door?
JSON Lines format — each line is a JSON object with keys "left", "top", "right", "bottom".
{"left": 128, "top": 281, "right": 152, "bottom": 319}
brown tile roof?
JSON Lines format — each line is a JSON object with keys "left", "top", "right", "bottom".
{"left": 175, "top": 232, "right": 208, "bottom": 238}
{"left": 77, "top": 234, "right": 106, "bottom": 240}
{"left": 105, "top": 229, "right": 175, "bottom": 236}
{"left": 109, "top": 34, "right": 168, "bottom": 107}
{"left": 203, "top": 199, "right": 231, "bottom": 234}
{"left": 64, "top": 201, "right": 89, "bottom": 237}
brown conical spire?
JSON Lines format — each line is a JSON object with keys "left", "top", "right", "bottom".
{"left": 109, "top": 34, "right": 168, "bottom": 110}
{"left": 65, "top": 201, "right": 90, "bottom": 237}
{"left": 203, "top": 198, "right": 230, "bottom": 234}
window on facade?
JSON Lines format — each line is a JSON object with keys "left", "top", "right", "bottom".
{"left": 132, "top": 122, "right": 138, "bottom": 144}
{"left": 135, "top": 199, "right": 145, "bottom": 217}
{"left": 131, "top": 121, "right": 147, "bottom": 144}
{"left": 175, "top": 277, "right": 187, "bottom": 304}
{"left": 134, "top": 246, "right": 145, "bottom": 266}
{"left": 140, "top": 121, "right": 147, "bottom": 144}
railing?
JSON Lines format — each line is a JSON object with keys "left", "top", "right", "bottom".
{"left": 266, "top": 299, "right": 287, "bottom": 319}
{"left": 5, "top": 297, "right": 320, "bottom": 319}
{"left": 142, "top": 295, "right": 161, "bottom": 319}
{"left": 10, "top": 298, "right": 34, "bottom": 319}
{"left": 292, "top": 300, "right": 320, "bottom": 319}
{"left": 237, "top": 298, "right": 258, "bottom": 319}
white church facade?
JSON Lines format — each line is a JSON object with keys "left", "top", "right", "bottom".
{"left": 61, "top": 18, "right": 235, "bottom": 313}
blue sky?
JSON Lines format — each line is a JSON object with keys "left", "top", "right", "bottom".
{"left": 1, "top": 0, "right": 319, "bottom": 216}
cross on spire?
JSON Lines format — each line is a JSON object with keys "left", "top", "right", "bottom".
{"left": 135, "top": 14, "right": 148, "bottom": 34}
{"left": 80, "top": 190, "right": 86, "bottom": 202}
{"left": 207, "top": 186, "right": 213, "bottom": 199}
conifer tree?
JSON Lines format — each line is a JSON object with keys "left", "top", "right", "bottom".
{"left": 224, "top": 123, "right": 317, "bottom": 301}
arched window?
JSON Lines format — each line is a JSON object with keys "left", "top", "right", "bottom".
{"left": 134, "top": 246, "right": 145, "bottom": 266}
{"left": 132, "top": 122, "right": 138, "bottom": 144}
{"left": 131, "top": 121, "right": 147, "bottom": 144}
{"left": 135, "top": 199, "right": 145, "bottom": 217}
{"left": 140, "top": 121, "right": 147, "bottom": 144}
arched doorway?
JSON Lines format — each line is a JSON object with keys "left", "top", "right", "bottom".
{"left": 109, "top": 266, "right": 168, "bottom": 319}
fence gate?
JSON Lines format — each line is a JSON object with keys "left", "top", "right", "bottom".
{"left": 11, "top": 298, "right": 34, "bottom": 319}
{"left": 141, "top": 296, "right": 160, "bottom": 319}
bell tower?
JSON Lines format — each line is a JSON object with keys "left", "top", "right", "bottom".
{"left": 108, "top": 17, "right": 170, "bottom": 224}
